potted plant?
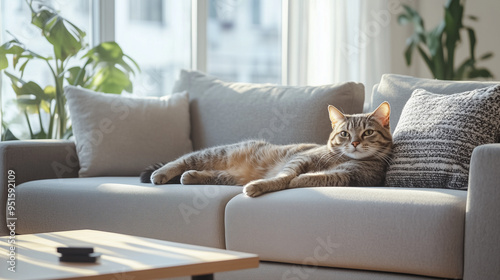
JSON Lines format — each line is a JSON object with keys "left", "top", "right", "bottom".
{"left": 0, "top": 0, "right": 140, "bottom": 140}
{"left": 398, "top": 0, "right": 494, "bottom": 80}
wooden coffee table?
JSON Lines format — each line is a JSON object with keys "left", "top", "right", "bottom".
{"left": 0, "top": 229, "right": 259, "bottom": 280}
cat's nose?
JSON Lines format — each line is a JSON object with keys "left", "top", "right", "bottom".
{"left": 351, "top": 141, "right": 360, "bottom": 148}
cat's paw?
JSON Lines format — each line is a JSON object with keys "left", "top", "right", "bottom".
{"left": 243, "top": 180, "right": 268, "bottom": 197}
{"left": 180, "top": 170, "right": 203, "bottom": 185}
{"left": 151, "top": 170, "right": 170, "bottom": 185}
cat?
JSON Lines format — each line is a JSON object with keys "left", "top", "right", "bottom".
{"left": 140, "top": 102, "right": 393, "bottom": 197}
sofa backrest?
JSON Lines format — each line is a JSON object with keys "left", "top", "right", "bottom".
{"left": 369, "top": 74, "right": 499, "bottom": 132}
{"left": 173, "top": 70, "right": 365, "bottom": 150}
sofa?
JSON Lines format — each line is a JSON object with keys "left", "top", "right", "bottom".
{"left": 1, "top": 70, "right": 499, "bottom": 280}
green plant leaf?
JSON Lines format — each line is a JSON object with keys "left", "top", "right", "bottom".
{"left": 17, "top": 95, "right": 41, "bottom": 115}
{"left": 468, "top": 68, "right": 493, "bottom": 79}
{"left": 444, "top": 0, "right": 463, "bottom": 38}
{"left": 88, "top": 67, "right": 133, "bottom": 94}
{"left": 455, "top": 58, "right": 474, "bottom": 80}
{"left": 84, "top": 42, "right": 124, "bottom": 64}
{"left": 467, "top": 15, "right": 478, "bottom": 21}
{"left": 16, "top": 81, "right": 45, "bottom": 100}
{"left": 4, "top": 71, "right": 55, "bottom": 104}
{"left": 465, "top": 27, "right": 476, "bottom": 61}
{"left": 16, "top": 96, "right": 39, "bottom": 106}
{"left": 29, "top": 4, "right": 86, "bottom": 61}
{"left": 2, "top": 128, "right": 19, "bottom": 141}
{"left": 427, "top": 22, "right": 445, "bottom": 57}
{"left": 18, "top": 59, "right": 30, "bottom": 77}
{"left": 66, "top": 66, "right": 87, "bottom": 86}
{"left": 0, "top": 40, "right": 27, "bottom": 70}
{"left": 1, "top": 122, "right": 20, "bottom": 141}
{"left": 0, "top": 36, "right": 51, "bottom": 72}
{"left": 479, "top": 52, "right": 493, "bottom": 60}
{"left": 398, "top": 14, "right": 409, "bottom": 25}
{"left": 402, "top": 5, "right": 425, "bottom": 34}
{"left": 44, "top": 85, "right": 56, "bottom": 99}
{"left": 33, "top": 130, "right": 48, "bottom": 139}
{"left": 124, "top": 54, "right": 141, "bottom": 74}
{"left": 83, "top": 42, "right": 139, "bottom": 94}
{"left": 404, "top": 42, "right": 414, "bottom": 66}
{"left": 40, "top": 99, "right": 52, "bottom": 113}
{"left": 444, "top": 10, "right": 458, "bottom": 41}
{"left": 404, "top": 34, "right": 421, "bottom": 66}
{"left": 417, "top": 45, "right": 436, "bottom": 77}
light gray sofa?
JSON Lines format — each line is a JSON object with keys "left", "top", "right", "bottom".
{"left": 2, "top": 72, "right": 499, "bottom": 280}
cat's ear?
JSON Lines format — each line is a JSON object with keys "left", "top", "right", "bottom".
{"left": 370, "top": 101, "right": 391, "bottom": 127}
{"left": 328, "top": 105, "right": 346, "bottom": 127}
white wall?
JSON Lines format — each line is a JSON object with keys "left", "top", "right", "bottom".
{"left": 389, "top": 0, "right": 500, "bottom": 80}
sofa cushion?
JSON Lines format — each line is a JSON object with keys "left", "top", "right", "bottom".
{"left": 225, "top": 187, "right": 467, "bottom": 279}
{"left": 65, "top": 86, "right": 192, "bottom": 177}
{"left": 385, "top": 85, "right": 500, "bottom": 190}
{"left": 173, "top": 70, "right": 365, "bottom": 150}
{"left": 370, "top": 74, "right": 499, "bottom": 132}
{"left": 16, "top": 177, "right": 242, "bottom": 248}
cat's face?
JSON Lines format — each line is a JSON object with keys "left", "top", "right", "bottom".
{"left": 327, "top": 102, "right": 393, "bottom": 160}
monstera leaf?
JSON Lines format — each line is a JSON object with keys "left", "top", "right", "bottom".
{"left": 29, "top": 3, "right": 86, "bottom": 61}
{"left": 83, "top": 42, "right": 139, "bottom": 93}
{"left": 0, "top": 38, "right": 49, "bottom": 76}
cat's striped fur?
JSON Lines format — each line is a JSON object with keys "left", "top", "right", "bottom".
{"left": 141, "top": 102, "right": 393, "bottom": 197}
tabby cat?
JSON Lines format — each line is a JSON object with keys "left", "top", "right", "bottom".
{"left": 141, "top": 102, "right": 393, "bottom": 197}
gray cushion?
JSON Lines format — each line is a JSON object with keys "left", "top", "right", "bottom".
{"left": 16, "top": 177, "right": 242, "bottom": 248}
{"left": 370, "top": 74, "right": 499, "bottom": 132}
{"left": 173, "top": 70, "right": 364, "bottom": 150}
{"left": 385, "top": 85, "right": 500, "bottom": 190}
{"left": 65, "top": 86, "right": 193, "bottom": 177}
{"left": 225, "top": 187, "right": 467, "bottom": 279}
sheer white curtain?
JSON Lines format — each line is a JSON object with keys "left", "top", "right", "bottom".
{"left": 287, "top": 0, "right": 392, "bottom": 109}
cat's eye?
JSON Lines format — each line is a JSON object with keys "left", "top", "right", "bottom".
{"left": 363, "top": 129, "right": 374, "bottom": 136}
{"left": 339, "top": 131, "right": 349, "bottom": 137}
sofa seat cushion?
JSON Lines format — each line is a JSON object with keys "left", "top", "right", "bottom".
{"left": 225, "top": 187, "right": 467, "bottom": 279}
{"left": 16, "top": 177, "right": 242, "bottom": 248}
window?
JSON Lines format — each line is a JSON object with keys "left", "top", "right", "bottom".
{"left": 115, "top": 0, "right": 191, "bottom": 96}
{"left": 129, "top": 0, "right": 164, "bottom": 24}
{"left": 207, "top": 0, "right": 282, "bottom": 83}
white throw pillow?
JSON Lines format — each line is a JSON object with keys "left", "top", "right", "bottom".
{"left": 65, "top": 86, "right": 193, "bottom": 177}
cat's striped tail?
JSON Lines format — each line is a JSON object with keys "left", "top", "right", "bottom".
{"left": 140, "top": 163, "right": 166, "bottom": 183}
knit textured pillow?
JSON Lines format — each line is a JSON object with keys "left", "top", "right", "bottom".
{"left": 385, "top": 84, "right": 500, "bottom": 190}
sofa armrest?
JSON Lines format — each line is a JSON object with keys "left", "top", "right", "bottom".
{"left": 0, "top": 140, "right": 79, "bottom": 235}
{"left": 464, "top": 144, "right": 500, "bottom": 280}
